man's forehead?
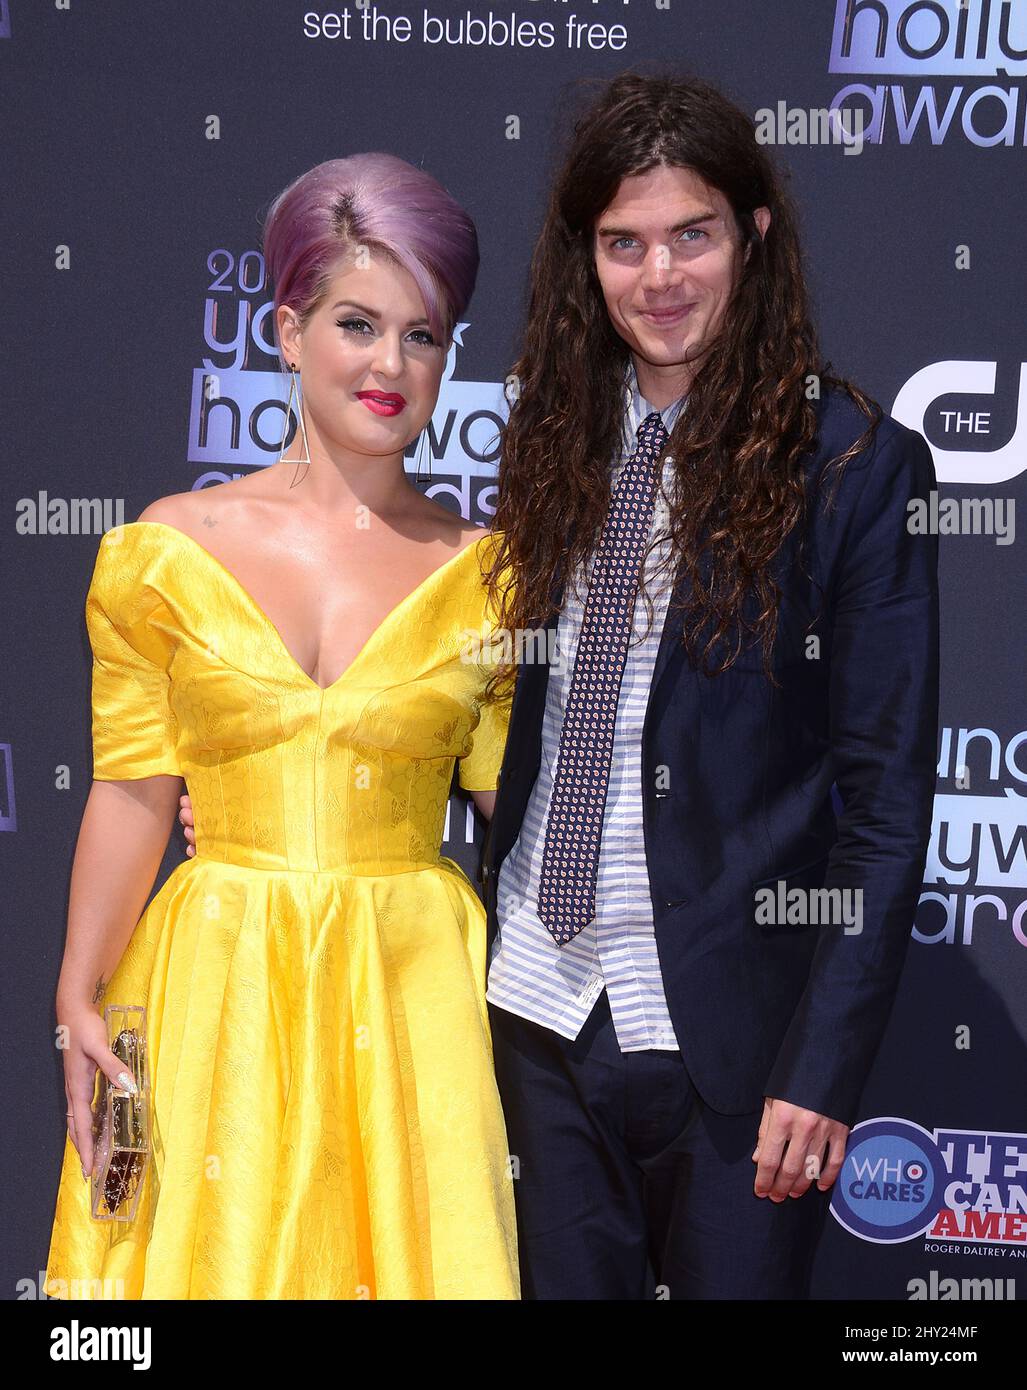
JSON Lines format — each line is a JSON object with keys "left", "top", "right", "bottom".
{"left": 597, "top": 168, "right": 730, "bottom": 225}
{"left": 595, "top": 203, "right": 727, "bottom": 236}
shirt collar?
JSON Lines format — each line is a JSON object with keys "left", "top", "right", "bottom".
{"left": 621, "top": 357, "right": 688, "bottom": 453}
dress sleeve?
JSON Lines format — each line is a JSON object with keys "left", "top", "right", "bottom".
{"left": 458, "top": 530, "right": 514, "bottom": 792}
{"left": 458, "top": 683, "right": 513, "bottom": 792}
{"left": 85, "top": 532, "right": 182, "bottom": 780}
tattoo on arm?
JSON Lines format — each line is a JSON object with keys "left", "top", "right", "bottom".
{"left": 92, "top": 976, "right": 107, "bottom": 1005}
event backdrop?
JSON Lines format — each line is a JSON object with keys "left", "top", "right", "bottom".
{"left": 2, "top": 0, "right": 1025, "bottom": 1300}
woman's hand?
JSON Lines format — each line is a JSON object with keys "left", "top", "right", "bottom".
{"left": 53, "top": 777, "right": 178, "bottom": 1180}
{"left": 59, "top": 1007, "right": 139, "bottom": 1181}
{"left": 178, "top": 793, "right": 196, "bottom": 857}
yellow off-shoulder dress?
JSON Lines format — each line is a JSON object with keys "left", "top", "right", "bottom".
{"left": 44, "top": 521, "right": 518, "bottom": 1300}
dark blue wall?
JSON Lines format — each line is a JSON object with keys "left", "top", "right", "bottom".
{"left": 3, "top": 0, "right": 1024, "bottom": 1300}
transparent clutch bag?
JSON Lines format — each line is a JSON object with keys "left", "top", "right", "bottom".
{"left": 89, "top": 1004, "right": 151, "bottom": 1222}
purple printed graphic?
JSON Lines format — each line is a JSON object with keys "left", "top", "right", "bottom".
{"left": 0, "top": 744, "right": 15, "bottom": 832}
{"left": 189, "top": 251, "right": 507, "bottom": 486}
{"left": 830, "top": 0, "right": 1027, "bottom": 77}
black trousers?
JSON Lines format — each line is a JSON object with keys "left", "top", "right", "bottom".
{"left": 488, "top": 990, "right": 832, "bottom": 1299}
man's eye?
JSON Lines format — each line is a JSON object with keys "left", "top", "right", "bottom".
{"left": 612, "top": 238, "right": 638, "bottom": 251}
{"left": 680, "top": 228, "right": 707, "bottom": 242}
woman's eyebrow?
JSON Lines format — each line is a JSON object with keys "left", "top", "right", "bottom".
{"left": 331, "top": 300, "right": 429, "bottom": 327}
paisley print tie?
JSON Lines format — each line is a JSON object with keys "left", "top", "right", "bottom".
{"left": 537, "top": 411, "right": 671, "bottom": 945}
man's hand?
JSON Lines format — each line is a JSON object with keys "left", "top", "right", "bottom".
{"left": 752, "top": 1096, "right": 849, "bottom": 1200}
{"left": 178, "top": 793, "right": 196, "bottom": 857}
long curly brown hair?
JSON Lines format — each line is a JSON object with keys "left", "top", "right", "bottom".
{"left": 481, "top": 70, "right": 880, "bottom": 704}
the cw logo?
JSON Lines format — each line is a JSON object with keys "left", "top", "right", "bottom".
{"left": 893, "top": 361, "right": 1027, "bottom": 484}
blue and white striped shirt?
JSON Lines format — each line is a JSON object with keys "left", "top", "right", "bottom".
{"left": 486, "top": 361, "right": 687, "bottom": 1052}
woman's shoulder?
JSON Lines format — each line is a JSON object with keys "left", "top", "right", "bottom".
{"left": 449, "top": 523, "right": 507, "bottom": 588}
{"left": 401, "top": 496, "right": 503, "bottom": 575}
{"left": 95, "top": 480, "right": 261, "bottom": 574}
{"left": 90, "top": 488, "right": 222, "bottom": 609}
{"left": 136, "top": 491, "right": 200, "bottom": 529}
{"left": 449, "top": 526, "right": 511, "bottom": 640}
{"left": 135, "top": 480, "right": 251, "bottom": 536}
{"left": 459, "top": 521, "right": 502, "bottom": 558}
{"left": 94, "top": 487, "right": 216, "bottom": 553}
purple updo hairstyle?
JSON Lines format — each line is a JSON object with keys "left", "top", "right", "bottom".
{"left": 261, "top": 153, "right": 479, "bottom": 362}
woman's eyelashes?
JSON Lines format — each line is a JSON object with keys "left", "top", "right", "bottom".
{"left": 336, "top": 317, "right": 436, "bottom": 346}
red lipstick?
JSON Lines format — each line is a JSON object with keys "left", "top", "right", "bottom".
{"left": 356, "top": 391, "right": 406, "bottom": 417}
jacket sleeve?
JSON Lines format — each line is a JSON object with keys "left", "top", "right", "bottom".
{"left": 763, "top": 425, "right": 940, "bottom": 1126}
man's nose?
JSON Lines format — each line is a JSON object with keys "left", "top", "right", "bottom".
{"left": 639, "top": 244, "right": 682, "bottom": 292}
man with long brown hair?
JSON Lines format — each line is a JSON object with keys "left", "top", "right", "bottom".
{"left": 478, "top": 71, "right": 939, "bottom": 1299}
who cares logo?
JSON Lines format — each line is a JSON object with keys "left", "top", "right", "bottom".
{"left": 831, "top": 1118, "right": 1027, "bottom": 1245}
{"left": 893, "top": 361, "right": 1027, "bottom": 483}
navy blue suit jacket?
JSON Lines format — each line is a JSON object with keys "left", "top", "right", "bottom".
{"left": 480, "top": 387, "right": 940, "bottom": 1127}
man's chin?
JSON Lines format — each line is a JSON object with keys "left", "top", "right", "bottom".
{"left": 632, "top": 335, "right": 703, "bottom": 370}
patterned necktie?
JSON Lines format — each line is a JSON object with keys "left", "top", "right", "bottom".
{"left": 536, "top": 411, "right": 670, "bottom": 946}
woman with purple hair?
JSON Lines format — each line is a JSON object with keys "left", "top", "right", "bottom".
{"left": 44, "top": 154, "right": 519, "bottom": 1299}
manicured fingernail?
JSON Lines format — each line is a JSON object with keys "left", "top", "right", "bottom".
{"left": 117, "top": 1071, "right": 138, "bottom": 1094}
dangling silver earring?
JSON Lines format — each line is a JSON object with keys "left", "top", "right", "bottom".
{"left": 277, "top": 361, "right": 311, "bottom": 478}
{"left": 414, "top": 428, "right": 433, "bottom": 488}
